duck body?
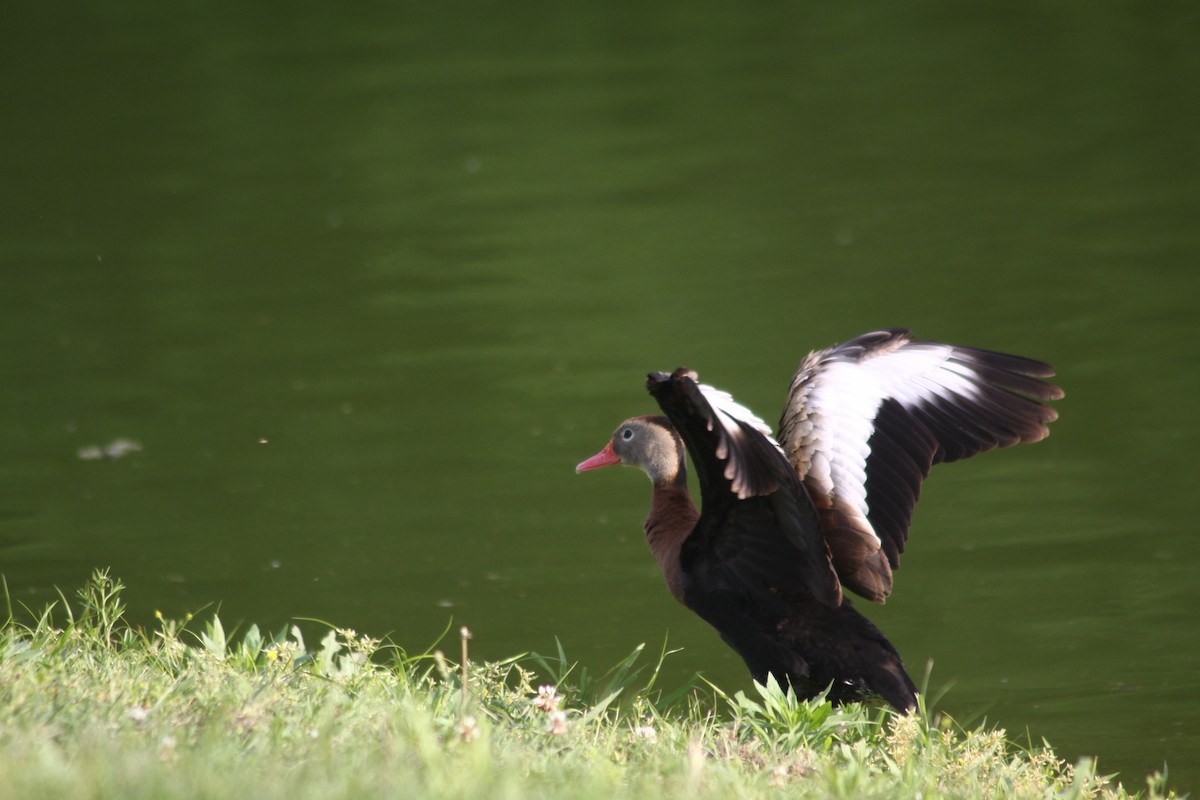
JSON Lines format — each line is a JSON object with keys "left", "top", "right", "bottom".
{"left": 576, "top": 329, "right": 1063, "bottom": 711}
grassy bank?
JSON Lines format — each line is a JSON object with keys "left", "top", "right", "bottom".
{"left": 0, "top": 572, "right": 1176, "bottom": 799}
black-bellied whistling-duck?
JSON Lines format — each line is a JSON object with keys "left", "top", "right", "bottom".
{"left": 576, "top": 329, "right": 1063, "bottom": 711}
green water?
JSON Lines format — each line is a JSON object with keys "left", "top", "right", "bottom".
{"left": 3, "top": 2, "right": 1197, "bottom": 791}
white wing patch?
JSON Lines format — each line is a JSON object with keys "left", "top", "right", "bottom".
{"left": 697, "top": 382, "right": 784, "bottom": 453}
{"left": 782, "top": 341, "right": 978, "bottom": 546}
{"left": 772, "top": 328, "right": 1060, "bottom": 601}
{"left": 696, "top": 381, "right": 777, "bottom": 438}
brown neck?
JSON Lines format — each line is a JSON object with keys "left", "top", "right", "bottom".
{"left": 643, "top": 471, "right": 699, "bottom": 604}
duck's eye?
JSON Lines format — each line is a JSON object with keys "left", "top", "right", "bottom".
{"left": 621, "top": 428, "right": 634, "bottom": 441}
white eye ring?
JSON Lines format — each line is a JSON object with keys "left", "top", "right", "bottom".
{"left": 621, "top": 428, "right": 634, "bottom": 441}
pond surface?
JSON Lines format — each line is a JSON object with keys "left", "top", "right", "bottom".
{"left": 3, "top": 1, "right": 1197, "bottom": 792}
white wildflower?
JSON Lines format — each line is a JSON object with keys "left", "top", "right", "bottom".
{"left": 457, "top": 715, "right": 480, "bottom": 742}
{"left": 635, "top": 724, "right": 657, "bottom": 743}
{"left": 533, "top": 684, "right": 562, "bottom": 713}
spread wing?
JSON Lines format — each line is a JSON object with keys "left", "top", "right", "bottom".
{"left": 646, "top": 369, "right": 842, "bottom": 609}
{"left": 777, "top": 328, "right": 1063, "bottom": 603}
